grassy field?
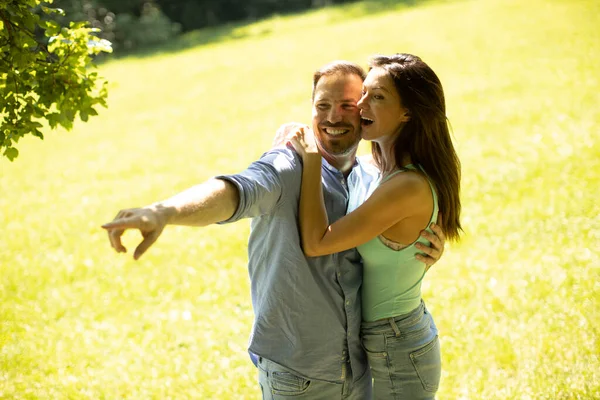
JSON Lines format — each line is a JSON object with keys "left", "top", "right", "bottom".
{"left": 1, "top": 0, "right": 599, "bottom": 398}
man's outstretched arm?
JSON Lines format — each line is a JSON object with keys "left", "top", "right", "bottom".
{"left": 101, "top": 178, "right": 239, "bottom": 260}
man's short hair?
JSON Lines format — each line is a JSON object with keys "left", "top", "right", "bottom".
{"left": 312, "top": 61, "right": 366, "bottom": 100}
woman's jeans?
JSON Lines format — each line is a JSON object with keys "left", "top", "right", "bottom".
{"left": 361, "top": 301, "right": 441, "bottom": 400}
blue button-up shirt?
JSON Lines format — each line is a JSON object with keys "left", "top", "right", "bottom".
{"left": 218, "top": 148, "right": 379, "bottom": 382}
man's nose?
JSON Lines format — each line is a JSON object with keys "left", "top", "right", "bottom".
{"left": 327, "top": 107, "right": 342, "bottom": 123}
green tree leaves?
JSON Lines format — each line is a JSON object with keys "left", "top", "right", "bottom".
{"left": 0, "top": 0, "right": 111, "bottom": 161}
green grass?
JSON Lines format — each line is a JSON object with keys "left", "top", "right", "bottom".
{"left": 1, "top": 0, "right": 599, "bottom": 398}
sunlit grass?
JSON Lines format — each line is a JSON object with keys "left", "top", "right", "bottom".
{"left": 1, "top": 0, "right": 599, "bottom": 398}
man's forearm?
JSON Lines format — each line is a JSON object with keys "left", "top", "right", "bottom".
{"left": 151, "top": 178, "right": 239, "bottom": 227}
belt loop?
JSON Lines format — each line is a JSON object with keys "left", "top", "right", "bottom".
{"left": 388, "top": 317, "right": 401, "bottom": 337}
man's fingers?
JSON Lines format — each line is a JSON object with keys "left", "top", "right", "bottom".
{"left": 133, "top": 231, "right": 160, "bottom": 260}
{"left": 415, "top": 241, "right": 440, "bottom": 259}
{"left": 103, "top": 209, "right": 160, "bottom": 258}
{"left": 103, "top": 213, "right": 143, "bottom": 254}
{"left": 101, "top": 216, "right": 143, "bottom": 231}
{"left": 431, "top": 218, "right": 446, "bottom": 244}
{"left": 108, "top": 228, "right": 127, "bottom": 253}
{"left": 416, "top": 253, "right": 435, "bottom": 270}
{"left": 416, "top": 213, "right": 446, "bottom": 271}
{"left": 421, "top": 228, "right": 442, "bottom": 253}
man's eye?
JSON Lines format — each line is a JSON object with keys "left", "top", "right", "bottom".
{"left": 317, "top": 104, "right": 329, "bottom": 110}
{"left": 374, "top": 95, "right": 384, "bottom": 100}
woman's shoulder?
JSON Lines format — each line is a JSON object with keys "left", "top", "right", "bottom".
{"left": 384, "top": 166, "right": 429, "bottom": 186}
{"left": 380, "top": 168, "right": 431, "bottom": 199}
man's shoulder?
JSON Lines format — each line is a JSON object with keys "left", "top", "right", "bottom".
{"left": 356, "top": 155, "right": 380, "bottom": 178}
{"left": 254, "top": 147, "right": 303, "bottom": 185}
{"left": 260, "top": 146, "right": 301, "bottom": 169}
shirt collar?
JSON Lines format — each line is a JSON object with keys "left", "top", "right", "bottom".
{"left": 321, "top": 156, "right": 360, "bottom": 176}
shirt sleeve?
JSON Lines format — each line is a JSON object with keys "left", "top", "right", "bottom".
{"left": 216, "top": 148, "right": 300, "bottom": 223}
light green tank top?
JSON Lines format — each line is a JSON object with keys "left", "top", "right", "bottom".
{"left": 356, "top": 165, "right": 438, "bottom": 322}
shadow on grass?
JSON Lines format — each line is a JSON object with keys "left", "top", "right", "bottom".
{"left": 100, "top": 0, "right": 439, "bottom": 62}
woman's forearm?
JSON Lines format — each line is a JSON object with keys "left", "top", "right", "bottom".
{"left": 298, "top": 153, "right": 329, "bottom": 257}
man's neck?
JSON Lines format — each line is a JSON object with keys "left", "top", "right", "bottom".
{"left": 322, "top": 153, "right": 357, "bottom": 177}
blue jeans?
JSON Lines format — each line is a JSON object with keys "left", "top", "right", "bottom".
{"left": 361, "top": 301, "right": 441, "bottom": 400}
{"left": 257, "top": 356, "right": 372, "bottom": 399}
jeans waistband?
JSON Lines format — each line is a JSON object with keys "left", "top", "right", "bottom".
{"left": 361, "top": 300, "right": 426, "bottom": 330}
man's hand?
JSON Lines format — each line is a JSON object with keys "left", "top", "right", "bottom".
{"left": 101, "top": 179, "right": 239, "bottom": 260}
{"left": 415, "top": 213, "right": 446, "bottom": 271}
{"left": 101, "top": 206, "right": 170, "bottom": 260}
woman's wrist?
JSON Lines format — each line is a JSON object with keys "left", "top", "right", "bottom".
{"left": 303, "top": 152, "right": 322, "bottom": 163}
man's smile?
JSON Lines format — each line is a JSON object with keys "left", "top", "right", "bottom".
{"left": 322, "top": 127, "right": 351, "bottom": 136}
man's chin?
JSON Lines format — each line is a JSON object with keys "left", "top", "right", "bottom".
{"left": 322, "top": 144, "right": 359, "bottom": 158}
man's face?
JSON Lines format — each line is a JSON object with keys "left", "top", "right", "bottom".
{"left": 311, "top": 73, "right": 363, "bottom": 159}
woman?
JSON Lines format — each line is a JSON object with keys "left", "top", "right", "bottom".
{"left": 289, "top": 53, "right": 461, "bottom": 399}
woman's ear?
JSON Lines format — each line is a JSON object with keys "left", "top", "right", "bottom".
{"left": 400, "top": 110, "right": 411, "bottom": 123}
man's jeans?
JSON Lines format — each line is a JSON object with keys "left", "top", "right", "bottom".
{"left": 257, "top": 356, "right": 372, "bottom": 400}
{"left": 361, "top": 301, "right": 441, "bottom": 400}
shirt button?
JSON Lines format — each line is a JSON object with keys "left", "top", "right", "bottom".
{"left": 337, "top": 272, "right": 341, "bottom": 278}
{"left": 346, "top": 300, "right": 350, "bottom": 305}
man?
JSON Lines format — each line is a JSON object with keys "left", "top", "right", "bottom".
{"left": 102, "top": 60, "right": 445, "bottom": 399}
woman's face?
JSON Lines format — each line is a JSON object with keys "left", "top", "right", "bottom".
{"left": 357, "top": 67, "right": 410, "bottom": 142}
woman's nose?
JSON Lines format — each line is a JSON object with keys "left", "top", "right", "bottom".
{"left": 357, "top": 95, "right": 367, "bottom": 109}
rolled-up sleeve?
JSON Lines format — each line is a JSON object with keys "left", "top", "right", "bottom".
{"left": 216, "top": 148, "right": 298, "bottom": 223}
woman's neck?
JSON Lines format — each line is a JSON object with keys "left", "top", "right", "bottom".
{"left": 377, "top": 141, "right": 411, "bottom": 176}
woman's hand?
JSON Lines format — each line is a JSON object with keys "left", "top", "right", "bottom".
{"left": 271, "top": 122, "right": 309, "bottom": 148}
{"left": 288, "top": 126, "right": 319, "bottom": 159}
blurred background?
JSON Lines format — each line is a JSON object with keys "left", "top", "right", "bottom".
{"left": 40, "top": 0, "right": 362, "bottom": 53}
{"left": 1, "top": 0, "right": 599, "bottom": 398}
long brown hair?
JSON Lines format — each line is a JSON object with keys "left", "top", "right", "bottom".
{"left": 370, "top": 54, "right": 462, "bottom": 241}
